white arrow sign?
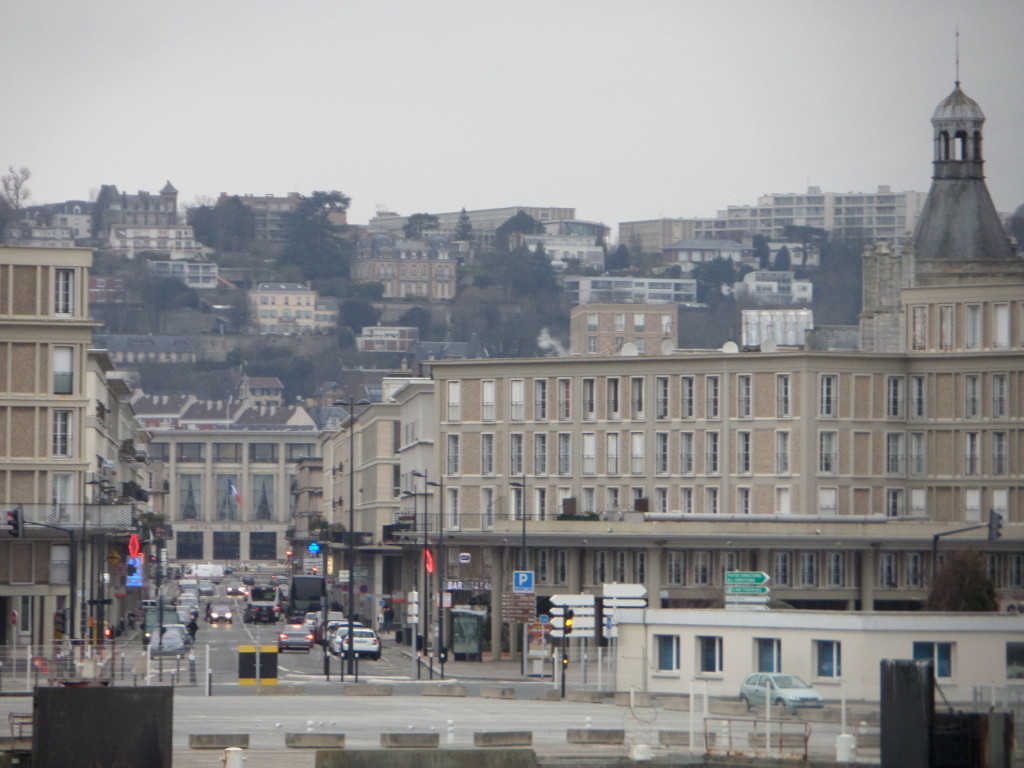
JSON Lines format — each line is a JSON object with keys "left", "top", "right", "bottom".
{"left": 550, "top": 594, "right": 596, "bottom": 607}
{"left": 602, "top": 583, "right": 647, "bottom": 599}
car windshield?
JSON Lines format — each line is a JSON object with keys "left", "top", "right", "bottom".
{"left": 772, "top": 675, "right": 810, "bottom": 689}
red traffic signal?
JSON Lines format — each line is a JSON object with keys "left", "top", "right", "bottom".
{"left": 424, "top": 549, "right": 435, "bottom": 574}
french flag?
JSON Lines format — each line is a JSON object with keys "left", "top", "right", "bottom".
{"left": 228, "top": 479, "right": 243, "bottom": 505}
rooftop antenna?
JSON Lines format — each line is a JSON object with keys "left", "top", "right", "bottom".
{"left": 955, "top": 26, "right": 960, "bottom": 86}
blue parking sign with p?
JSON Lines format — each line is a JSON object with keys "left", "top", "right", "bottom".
{"left": 513, "top": 570, "right": 535, "bottom": 593}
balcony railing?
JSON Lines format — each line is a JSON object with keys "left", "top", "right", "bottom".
{"left": 20, "top": 503, "right": 135, "bottom": 531}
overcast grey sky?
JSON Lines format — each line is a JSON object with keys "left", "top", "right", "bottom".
{"left": 3, "top": 1, "right": 1022, "bottom": 233}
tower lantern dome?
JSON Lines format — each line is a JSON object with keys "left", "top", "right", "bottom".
{"left": 931, "top": 83, "right": 984, "bottom": 163}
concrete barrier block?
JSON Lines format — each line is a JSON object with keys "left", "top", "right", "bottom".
{"left": 257, "top": 684, "right": 305, "bottom": 696}
{"left": 473, "top": 731, "right": 533, "bottom": 747}
{"left": 710, "top": 700, "right": 749, "bottom": 716}
{"left": 343, "top": 683, "right": 393, "bottom": 696}
{"left": 285, "top": 732, "right": 345, "bottom": 748}
{"left": 857, "top": 730, "right": 881, "bottom": 749}
{"left": 658, "top": 730, "right": 716, "bottom": 748}
{"left": 660, "top": 696, "right": 691, "bottom": 711}
{"left": 613, "top": 691, "right": 654, "bottom": 707}
{"left": 540, "top": 689, "right": 562, "bottom": 701}
{"left": 797, "top": 706, "right": 839, "bottom": 723}
{"left": 315, "top": 748, "right": 538, "bottom": 768}
{"left": 567, "top": 690, "right": 610, "bottom": 704}
{"left": 567, "top": 728, "right": 625, "bottom": 745}
{"left": 380, "top": 732, "right": 440, "bottom": 748}
{"left": 421, "top": 684, "right": 468, "bottom": 697}
{"left": 188, "top": 734, "right": 249, "bottom": 749}
{"left": 480, "top": 685, "right": 516, "bottom": 700}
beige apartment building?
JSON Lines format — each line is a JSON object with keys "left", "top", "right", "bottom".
{"left": 249, "top": 282, "right": 337, "bottom": 335}
{"left": 370, "top": 82, "right": 1024, "bottom": 660}
{"left": 0, "top": 247, "right": 146, "bottom": 647}
{"left": 569, "top": 304, "right": 677, "bottom": 356}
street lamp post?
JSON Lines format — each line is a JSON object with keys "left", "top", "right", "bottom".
{"left": 412, "top": 470, "right": 431, "bottom": 678}
{"left": 426, "top": 477, "right": 446, "bottom": 680}
{"left": 335, "top": 398, "right": 369, "bottom": 678}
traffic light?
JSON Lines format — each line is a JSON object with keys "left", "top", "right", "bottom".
{"left": 563, "top": 609, "right": 574, "bottom": 636}
{"left": 988, "top": 509, "right": 1003, "bottom": 541}
{"left": 424, "top": 549, "right": 435, "bottom": 574}
{"left": 6, "top": 507, "right": 23, "bottom": 538}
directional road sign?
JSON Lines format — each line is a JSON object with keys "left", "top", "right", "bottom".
{"left": 724, "top": 584, "right": 771, "bottom": 595}
{"left": 725, "top": 595, "right": 770, "bottom": 604}
{"left": 550, "top": 594, "right": 596, "bottom": 607}
{"left": 724, "top": 571, "right": 770, "bottom": 585}
{"left": 602, "top": 583, "right": 647, "bottom": 599}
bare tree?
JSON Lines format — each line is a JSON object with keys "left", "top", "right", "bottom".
{"left": 2, "top": 166, "right": 31, "bottom": 209}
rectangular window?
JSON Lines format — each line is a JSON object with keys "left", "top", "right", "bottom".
{"left": 910, "top": 432, "right": 926, "bottom": 476}
{"left": 656, "top": 376, "right": 669, "bottom": 419}
{"left": 994, "top": 304, "right": 1010, "bottom": 348}
{"left": 481, "top": 434, "right": 494, "bottom": 475}
{"left": 592, "top": 551, "right": 608, "bottom": 584}
{"left": 965, "top": 432, "right": 980, "bottom": 476}
{"left": 736, "top": 487, "right": 750, "bottom": 515}
{"left": 965, "top": 374, "right": 980, "bottom": 418}
{"left": 555, "top": 550, "right": 568, "bottom": 584}
{"left": 582, "top": 433, "right": 596, "bottom": 475}
{"left": 586, "top": 312, "right": 598, "bottom": 331}
{"left": 54, "top": 268, "right": 74, "bottom": 315}
{"left": 819, "top": 374, "right": 838, "bottom": 417}
{"left": 697, "top": 636, "right": 723, "bottom": 673}
{"left": 756, "top": 638, "right": 781, "bottom": 673}
{"left": 52, "top": 410, "right": 73, "bottom": 457}
{"left": 605, "top": 433, "right": 619, "bottom": 475}
{"left": 773, "top": 552, "right": 791, "bottom": 586}
{"left": 887, "top": 376, "right": 904, "bottom": 418}
{"left": 913, "top": 641, "right": 952, "bottom": 678}
{"left": 737, "top": 431, "right": 751, "bottom": 474}
{"left": 826, "top": 552, "right": 845, "bottom": 587}
{"left": 737, "top": 375, "right": 752, "bottom": 417}
{"left": 532, "top": 379, "right": 546, "bottom": 421}
{"left": 558, "top": 378, "right": 571, "bottom": 420}
{"left": 992, "top": 374, "right": 1008, "bottom": 418}
{"left": 679, "top": 487, "right": 693, "bottom": 515}
{"left": 656, "top": 635, "right": 680, "bottom": 672}
{"left": 582, "top": 379, "right": 596, "bottom": 419}
{"left": 481, "top": 380, "right": 496, "bottom": 422}
{"left": 799, "top": 552, "right": 818, "bottom": 586}
{"left": 939, "top": 305, "right": 954, "bottom": 350}
{"left": 633, "top": 550, "right": 647, "bottom": 583}
{"left": 693, "top": 551, "right": 710, "bottom": 584}
{"left": 993, "top": 432, "right": 1008, "bottom": 475}
{"left": 966, "top": 304, "right": 982, "bottom": 348}
{"left": 911, "top": 305, "right": 927, "bottom": 350}
{"left": 212, "top": 443, "right": 241, "bottom": 463}
{"left": 776, "top": 374, "right": 791, "bottom": 417}
{"left": 630, "top": 377, "right": 645, "bottom": 418}
{"left": 965, "top": 488, "right": 982, "bottom": 523}
{"left": 911, "top": 375, "right": 926, "bottom": 418}
{"left": 482, "top": 487, "right": 495, "bottom": 529}
{"left": 509, "top": 434, "right": 523, "bottom": 476}
{"left": 607, "top": 378, "right": 620, "bottom": 417}
{"left": 680, "top": 432, "right": 694, "bottom": 474}
{"left": 680, "top": 376, "right": 695, "bottom": 418}
{"left": 633, "top": 313, "right": 645, "bottom": 331}
{"left": 447, "top": 380, "right": 461, "bottom": 421}
{"left": 819, "top": 431, "right": 837, "bottom": 474}
{"left": 816, "top": 641, "right": 842, "bottom": 678}
{"left": 446, "top": 434, "right": 460, "bottom": 474}
{"left": 630, "top": 432, "right": 645, "bottom": 475}
{"left": 655, "top": 432, "right": 669, "bottom": 474}
{"left": 179, "top": 474, "right": 202, "bottom": 520}
{"left": 705, "top": 486, "right": 719, "bottom": 515}
{"left": 53, "top": 346, "right": 73, "bottom": 394}
{"left": 879, "top": 552, "right": 897, "bottom": 587}
{"left": 445, "top": 487, "right": 459, "bottom": 529}
{"left": 666, "top": 551, "right": 685, "bottom": 585}
{"left": 706, "top": 431, "right": 719, "bottom": 474}
{"left": 906, "top": 552, "right": 923, "bottom": 588}
{"left": 510, "top": 379, "right": 525, "bottom": 421}
{"left": 249, "top": 443, "right": 276, "bottom": 463}
{"left": 614, "top": 313, "right": 625, "bottom": 332}
{"left": 775, "top": 431, "right": 789, "bottom": 475}
{"left": 1011, "top": 555, "right": 1024, "bottom": 589}
{"left": 705, "top": 375, "right": 720, "bottom": 418}
{"left": 533, "top": 433, "right": 547, "bottom": 475}
{"left": 612, "top": 550, "right": 627, "bottom": 582}
{"left": 886, "top": 489, "right": 905, "bottom": 518}
{"left": 1007, "top": 643, "right": 1024, "bottom": 680}
{"left": 819, "top": 487, "right": 838, "bottom": 515}
{"left": 557, "top": 433, "right": 571, "bottom": 475}
{"left": 886, "top": 433, "right": 904, "bottom": 474}
{"left": 605, "top": 487, "right": 619, "bottom": 514}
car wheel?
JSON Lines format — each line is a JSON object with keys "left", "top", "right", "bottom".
{"left": 774, "top": 698, "right": 786, "bottom": 708}
{"left": 371, "top": 654, "right": 380, "bottom": 661}
{"left": 740, "top": 695, "right": 750, "bottom": 709}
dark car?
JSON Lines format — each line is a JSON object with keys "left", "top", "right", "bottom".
{"left": 208, "top": 604, "right": 234, "bottom": 624}
{"left": 278, "top": 625, "right": 314, "bottom": 653}
{"left": 224, "top": 582, "right": 247, "bottom": 597}
{"left": 241, "top": 575, "right": 255, "bottom": 586}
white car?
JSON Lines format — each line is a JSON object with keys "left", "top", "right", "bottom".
{"left": 329, "top": 626, "right": 380, "bottom": 660}
{"left": 302, "top": 612, "right": 320, "bottom": 632}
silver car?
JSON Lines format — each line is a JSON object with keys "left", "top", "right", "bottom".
{"left": 739, "top": 673, "right": 823, "bottom": 709}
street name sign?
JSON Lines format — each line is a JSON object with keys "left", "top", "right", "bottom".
{"left": 724, "top": 584, "right": 770, "bottom": 595}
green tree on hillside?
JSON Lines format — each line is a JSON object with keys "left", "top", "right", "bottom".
{"left": 403, "top": 213, "right": 440, "bottom": 240}
{"left": 494, "top": 210, "right": 544, "bottom": 252}
{"left": 278, "top": 191, "right": 352, "bottom": 281}
{"left": 453, "top": 208, "right": 473, "bottom": 242}
{"left": 189, "top": 196, "right": 255, "bottom": 252}
{"left": 925, "top": 549, "right": 997, "bottom": 611}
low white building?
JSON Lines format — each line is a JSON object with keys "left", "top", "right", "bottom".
{"left": 108, "top": 225, "right": 206, "bottom": 260}
{"left": 741, "top": 309, "right": 815, "bottom": 348}
{"left": 614, "top": 608, "right": 1024, "bottom": 704}
{"left": 521, "top": 234, "right": 605, "bottom": 271}
{"left": 734, "top": 271, "right": 813, "bottom": 305}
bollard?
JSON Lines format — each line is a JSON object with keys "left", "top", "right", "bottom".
{"left": 447, "top": 719, "right": 455, "bottom": 744}
{"left": 207, "top": 668, "right": 213, "bottom": 696}
{"left": 836, "top": 733, "right": 856, "bottom": 762}
{"left": 222, "top": 747, "right": 246, "bottom": 767}
{"left": 189, "top": 656, "right": 197, "bottom": 685}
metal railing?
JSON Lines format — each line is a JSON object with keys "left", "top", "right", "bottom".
{"left": 20, "top": 502, "right": 135, "bottom": 530}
